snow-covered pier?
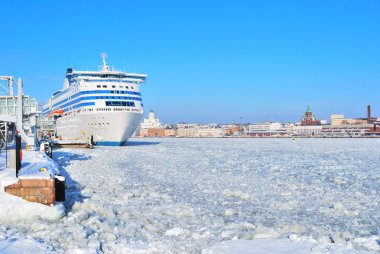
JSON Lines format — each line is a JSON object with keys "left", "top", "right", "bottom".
{"left": 1, "top": 150, "right": 62, "bottom": 206}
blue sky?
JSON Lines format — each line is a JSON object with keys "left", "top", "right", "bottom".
{"left": 1, "top": 0, "right": 379, "bottom": 123}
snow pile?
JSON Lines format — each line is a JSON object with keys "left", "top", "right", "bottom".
{"left": 0, "top": 151, "right": 65, "bottom": 254}
{"left": 0, "top": 167, "right": 18, "bottom": 189}
{"left": 0, "top": 165, "right": 65, "bottom": 254}
{"left": 18, "top": 151, "right": 60, "bottom": 179}
{"left": 0, "top": 238, "right": 46, "bottom": 254}
{"left": 0, "top": 189, "right": 65, "bottom": 221}
{"left": 0, "top": 138, "right": 379, "bottom": 253}
{"left": 0, "top": 168, "right": 65, "bottom": 222}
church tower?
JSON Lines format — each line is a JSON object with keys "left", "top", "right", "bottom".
{"left": 301, "top": 105, "right": 320, "bottom": 126}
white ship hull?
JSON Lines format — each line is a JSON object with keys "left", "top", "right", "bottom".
{"left": 56, "top": 111, "right": 143, "bottom": 146}
{"left": 42, "top": 54, "right": 147, "bottom": 146}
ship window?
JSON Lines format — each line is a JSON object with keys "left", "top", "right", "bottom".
{"left": 103, "top": 85, "right": 107, "bottom": 88}
{"left": 97, "top": 85, "right": 101, "bottom": 88}
{"left": 126, "top": 86, "right": 129, "bottom": 89}
{"left": 116, "top": 91, "right": 119, "bottom": 94}
{"left": 111, "top": 91, "right": 114, "bottom": 93}
{"left": 119, "top": 85, "right": 123, "bottom": 88}
{"left": 112, "top": 85, "right": 116, "bottom": 88}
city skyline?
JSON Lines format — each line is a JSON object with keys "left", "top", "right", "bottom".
{"left": 1, "top": 0, "right": 379, "bottom": 123}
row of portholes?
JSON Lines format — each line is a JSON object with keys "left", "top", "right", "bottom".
{"left": 88, "top": 122, "right": 111, "bottom": 127}
{"left": 96, "top": 84, "right": 135, "bottom": 90}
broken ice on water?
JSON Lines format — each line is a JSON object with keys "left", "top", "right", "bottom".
{"left": 0, "top": 138, "right": 379, "bottom": 253}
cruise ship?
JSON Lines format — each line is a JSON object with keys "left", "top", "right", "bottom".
{"left": 42, "top": 54, "right": 147, "bottom": 145}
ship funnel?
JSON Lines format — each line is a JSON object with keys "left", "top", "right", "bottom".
{"left": 367, "top": 105, "right": 371, "bottom": 123}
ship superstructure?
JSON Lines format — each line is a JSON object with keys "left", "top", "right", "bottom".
{"left": 42, "top": 54, "right": 147, "bottom": 145}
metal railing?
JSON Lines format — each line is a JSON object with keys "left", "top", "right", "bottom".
{"left": 0, "top": 122, "right": 15, "bottom": 171}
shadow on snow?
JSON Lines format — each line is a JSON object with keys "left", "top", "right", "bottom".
{"left": 53, "top": 150, "right": 92, "bottom": 212}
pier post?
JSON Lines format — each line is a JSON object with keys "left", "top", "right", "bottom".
{"left": 15, "top": 134, "right": 21, "bottom": 177}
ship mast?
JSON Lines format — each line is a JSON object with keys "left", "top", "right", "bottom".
{"left": 101, "top": 53, "right": 109, "bottom": 71}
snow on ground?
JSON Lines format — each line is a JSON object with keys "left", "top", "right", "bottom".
{"left": 17, "top": 151, "right": 61, "bottom": 179}
{"left": 0, "top": 151, "right": 65, "bottom": 253}
{"left": 0, "top": 138, "right": 379, "bottom": 253}
{"left": 0, "top": 174, "right": 65, "bottom": 222}
{"left": 0, "top": 150, "right": 65, "bottom": 223}
{"left": 0, "top": 238, "right": 46, "bottom": 254}
{"left": 203, "top": 238, "right": 375, "bottom": 254}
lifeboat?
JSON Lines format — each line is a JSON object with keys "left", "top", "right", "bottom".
{"left": 48, "top": 109, "right": 64, "bottom": 116}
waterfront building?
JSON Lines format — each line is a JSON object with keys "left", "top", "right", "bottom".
{"left": 196, "top": 126, "right": 224, "bottom": 137}
{"left": 222, "top": 124, "right": 240, "bottom": 136}
{"left": 176, "top": 126, "right": 197, "bottom": 137}
{"left": 330, "top": 114, "right": 367, "bottom": 125}
{"left": 289, "top": 125, "right": 323, "bottom": 136}
{"left": 144, "top": 128, "right": 166, "bottom": 137}
{"left": 366, "top": 124, "right": 380, "bottom": 136}
{"left": 176, "top": 123, "right": 198, "bottom": 129}
{"left": 138, "top": 128, "right": 147, "bottom": 137}
{"left": 164, "top": 128, "right": 176, "bottom": 137}
{"left": 140, "top": 110, "right": 163, "bottom": 129}
{"left": 247, "top": 122, "right": 288, "bottom": 137}
{"left": 330, "top": 114, "right": 345, "bottom": 125}
{"left": 248, "top": 122, "right": 282, "bottom": 132}
{"left": 175, "top": 124, "right": 224, "bottom": 138}
{"left": 138, "top": 110, "right": 166, "bottom": 137}
{"left": 321, "top": 124, "right": 372, "bottom": 137}
{"left": 301, "top": 105, "right": 320, "bottom": 126}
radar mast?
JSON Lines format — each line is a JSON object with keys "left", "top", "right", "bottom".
{"left": 101, "top": 53, "right": 109, "bottom": 71}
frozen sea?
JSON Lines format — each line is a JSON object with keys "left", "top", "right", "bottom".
{"left": 1, "top": 138, "right": 380, "bottom": 253}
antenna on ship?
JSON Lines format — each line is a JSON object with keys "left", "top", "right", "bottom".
{"left": 101, "top": 52, "right": 109, "bottom": 71}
